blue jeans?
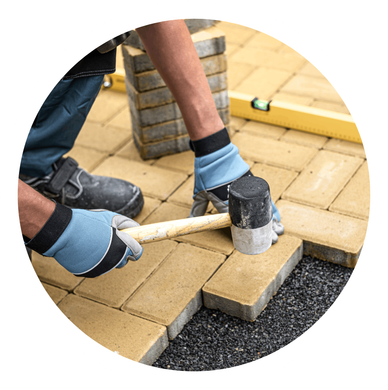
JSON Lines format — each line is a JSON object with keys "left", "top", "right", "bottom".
{"left": 20, "top": 75, "right": 104, "bottom": 177}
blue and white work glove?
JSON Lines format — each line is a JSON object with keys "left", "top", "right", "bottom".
{"left": 189, "top": 127, "right": 284, "bottom": 244}
{"left": 25, "top": 203, "right": 143, "bottom": 277}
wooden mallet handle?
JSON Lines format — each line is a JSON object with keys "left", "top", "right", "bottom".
{"left": 121, "top": 213, "right": 231, "bottom": 244}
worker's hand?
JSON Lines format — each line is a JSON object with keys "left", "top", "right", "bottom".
{"left": 26, "top": 204, "right": 143, "bottom": 277}
{"left": 189, "top": 130, "right": 284, "bottom": 244}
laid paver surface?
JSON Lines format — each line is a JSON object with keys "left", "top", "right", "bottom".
{"left": 27, "top": 20, "right": 369, "bottom": 367}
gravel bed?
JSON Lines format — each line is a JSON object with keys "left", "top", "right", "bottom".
{"left": 153, "top": 256, "right": 353, "bottom": 371}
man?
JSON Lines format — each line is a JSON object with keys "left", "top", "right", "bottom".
{"left": 19, "top": 20, "right": 284, "bottom": 278}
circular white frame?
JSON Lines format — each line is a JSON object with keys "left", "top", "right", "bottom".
{"left": 0, "top": 0, "right": 388, "bottom": 390}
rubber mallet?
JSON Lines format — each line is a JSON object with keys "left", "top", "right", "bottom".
{"left": 121, "top": 176, "right": 273, "bottom": 255}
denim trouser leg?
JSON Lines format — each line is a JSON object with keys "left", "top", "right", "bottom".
{"left": 20, "top": 75, "right": 104, "bottom": 177}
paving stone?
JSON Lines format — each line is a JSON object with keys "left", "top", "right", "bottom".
{"left": 166, "top": 176, "right": 195, "bottom": 209}
{"left": 178, "top": 227, "right": 235, "bottom": 256}
{"left": 31, "top": 252, "right": 84, "bottom": 291}
{"left": 125, "top": 72, "right": 228, "bottom": 110}
{"left": 276, "top": 200, "right": 368, "bottom": 267}
{"left": 122, "top": 26, "right": 226, "bottom": 74}
{"left": 105, "top": 106, "right": 132, "bottom": 130}
{"left": 216, "top": 21, "right": 256, "bottom": 45}
{"left": 280, "top": 129, "right": 328, "bottom": 149}
{"left": 251, "top": 163, "right": 298, "bottom": 202}
{"left": 142, "top": 202, "right": 191, "bottom": 225}
{"left": 240, "top": 121, "right": 287, "bottom": 140}
{"left": 232, "top": 132, "right": 318, "bottom": 171}
{"left": 143, "top": 192, "right": 240, "bottom": 256}
{"left": 75, "top": 121, "right": 131, "bottom": 154}
{"left": 282, "top": 150, "right": 363, "bottom": 209}
{"left": 280, "top": 74, "right": 344, "bottom": 104}
{"left": 133, "top": 196, "right": 161, "bottom": 224}
{"left": 87, "top": 90, "right": 129, "bottom": 124}
{"left": 297, "top": 62, "right": 325, "bottom": 78}
{"left": 42, "top": 282, "right": 68, "bottom": 305}
{"left": 133, "top": 131, "right": 191, "bottom": 160}
{"left": 74, "top": 240, "right": 178, "bottom": 308}
{"left": 229, "top": 46, "right": 306, "bottom": 73}
{"left": 124, "top": 53, "right": 228, "bottom": 92}
{"left": 234, "top": 67, "right": 293, "bottom": 100}
{"left": 65, "top": 145, "right": 107, "bottom": 172}
{"left": 127, "top": 89, "right": 229, "bottom": 127}
{"left": 115, "top": 140, "right": 156, "bottom": 165}
{"left": 130, "top": 107, "right": 230, "bottom": 144}
{"left": 202, "top": 234, "right": 303, "bottom": 321}
{"left": 229, "top": 116, "right": 247, "bottom": 132}
{"left": 91, "top": 156, "right": 187, "bottom": 201}
{"left": 122, "top": 243, "right": 225, "bottom": 339}
{"left": 58, "top": 294, "right": 168, "bottom": 364}
{"left": 245, "top": 32, "right": 284, "bottom": 51}
{"left": 329, "top": 161, "right": 370, "bottom": 220}
{"left": 227, "top": 61, "right": 256, "bottom": 90}
{"left": 323, "top": 138, "right": 366, "bottom": 158}
{"left": 154, "top": 150, "right": 195, "bottom": 175}
{"left": 311, "top": 100, "right": 350, "bottom": 114}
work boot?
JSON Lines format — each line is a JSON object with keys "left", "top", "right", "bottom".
{"left": 20, "top": 157, "right": 144, "bottom": 219}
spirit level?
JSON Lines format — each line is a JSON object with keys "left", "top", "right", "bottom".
{"left": 101, "top": 70, "right": 362, "bottom": 144}
{"left": 229, "top": 91, "right": 362, "bottom": 144}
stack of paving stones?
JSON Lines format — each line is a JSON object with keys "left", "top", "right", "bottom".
{"left": 122, "top": 19, "right": 230, "bottom": 159}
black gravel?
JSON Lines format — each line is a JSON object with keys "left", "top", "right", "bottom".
{"left": 152, "top": 256, "right": 353, "bottom": 371}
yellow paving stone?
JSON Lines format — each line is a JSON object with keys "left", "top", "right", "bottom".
{"left": 178, "top": 228, "right": 235, "bottom": 256}
{"left": 133, "top": 196, "right": 161, "bottom": 224}
{"left": 167, "top": 176, "right": 195, "bottom": 209}
{"left": 122, "top": 243, "right": 225, "bottom": 339}
{"left": 74, "top": 241, "right": 178, "bottom": 308}
{"left": 251, "top": 163, "right": 298, "bottom": 202}
{"left": 230, "top": 116, "right": 247, "bottom": 132}
{"left": 203, "top": 234, "right": 303, "bottom": 321}
{"left": 229, "top": 46, "right": 306, "bottom": 73}
{"left": 154, "top": 150, "right": 195, "bottom": 175}
{"left": 225, "top": 42, "right": 240, "bottom": 57}
{"left": 42, "top": 283, "right": 68, "bottom": 305}
{"left": 87, "top": 90, "right": 128, "bottom": 124}
{"left": 280, "top": 129, "right": 328, "bottom": 149}
{"left": 232, "top": 132, "right": 318, "bottom": 171}
{"left": 92, "top": 157, "right": 187, "bottom": 201}
{"left": 65, "top": 145, "right": 107, "bottom": 172}
{"left": 297, "top": 62, "right": 325, "bottom": 78}
{"left": 280, "top": 74, "right": 344, "bottom": 104}
{"left": 276, "top": 200, "right": 368, "bottom": 267}
{"left": 234, "top": 68, "right": 293, "bottom": 100}
{"left": 329, "top": 161, "right": 370, "bottom": 220}
{"left": 282, "top": 150, "right": 363, "bottom": 209}
{"left": 75, "top": 122, "right": 131, "bottom": 154}
{"left": 142, "top": 202, "right": 234, "bottom": 255}
{"left": 227, "top": 61, "right": 256, "bottom": 90}
{"left": 311, "top": 100, "right": 350, "bottom": 114}
{"left": 323, "top": 138, "right": 366, "bottom": 158}
{"left": 245, "top": 32, "right": 284, "bottom": 51}
{"left": 105, "top": 107, "right": 132, "bottom": 130}
{"left": 216, "top": 21, "right": 256, "bottom": 45}
{"left": 115, "top": 140, "right": 155, "bottom": 165}
{"left": 58, "top": 294, "right": 168, "bottom": 364}
{"left": 240, "top": 121, "right": 287, "bottom": 140}
{"left": 143, "top": 202, "right": 191, "bottom": 225}
{"left": 31, "top": 252, "right": 84, "bottom": 291}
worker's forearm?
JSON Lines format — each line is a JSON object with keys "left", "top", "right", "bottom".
{"left": 18, "top": 179, "right": 55, "bottom": 239}
{"left": 136, "top": 20, "right": 224, "bottom": 140}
